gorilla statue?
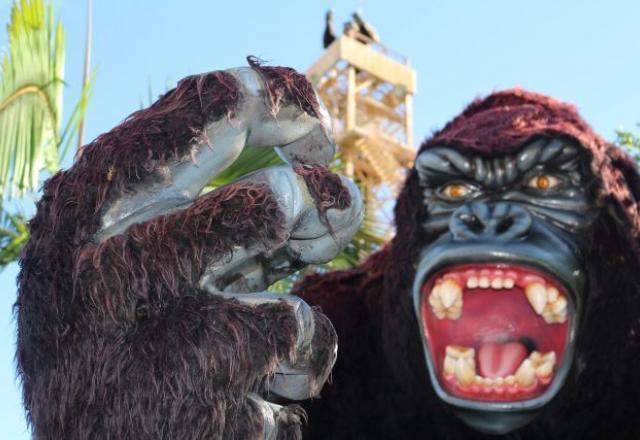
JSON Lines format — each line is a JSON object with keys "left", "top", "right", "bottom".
{"left": 16, "top": 61, "right": 640, "bottom": 440}
{"left": 297, "top": 89, "right": 640, "bottom": 439}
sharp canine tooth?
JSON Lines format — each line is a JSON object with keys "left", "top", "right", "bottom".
{"left": 515, "top": 359, "right": 536, "bottom": 387}
{"left": 479, "top": 277, "right": 490, "bottom": 288}
{"left": 444, "top": 356, "right": 456, "bottom": 375}
{"left": 429, "top": 284, "right": 441, "bottom": 303}
{"left": 440, "top": 279, "right": 462, "bottom": 308}
{"left": 455, "top": 358, "right": 475, "bottom": 386}
{"left": 543, "top": 352, "right": 557, "bottom": 364}
{"left": 525, "top": 282, "right": 548, "bottom": 315}
{"left": 503, "top": 278, "right": 514, "bottom": 289}
{"left": 467, "top": 277, "right": 478, "bottom": 288}
{"left": 429, "top": 285, "right": 447, "bottom": 319}
{"left": 530, "top": 351, "right": 542, "bottom": 363}
{"left": 536, "top": 361, "right": 554, "bottom": 377}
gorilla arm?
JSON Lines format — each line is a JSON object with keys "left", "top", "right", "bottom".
{"left": 18, "top": 64, "right": 362, "bottom": 439}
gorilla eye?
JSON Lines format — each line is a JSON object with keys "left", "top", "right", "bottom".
{"left": 526, "top": 174, "right": 561, "bottom": 191}
{"left": 439, "top": 182, "right": 475, "bottom": 200}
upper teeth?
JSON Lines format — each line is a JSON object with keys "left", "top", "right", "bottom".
{"left": 525, "top": 282, "right": 547, "bottom": 314}
{"left": 427, "top": 269, "right": 568, "bottom": 323}
{"left": 428, "top": 279, "right": 463, "bottom": 319}
{"left": 525, "top": 283, "right": 568, "bottom": 323}
{"left": 543, "top": 296, "right": 567, "bottom": 323}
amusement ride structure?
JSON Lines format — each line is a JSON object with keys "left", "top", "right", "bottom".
{"left": 307, "top": 12, "right": 417, "bottom": 232}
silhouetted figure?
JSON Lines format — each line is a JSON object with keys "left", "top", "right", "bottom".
{"left": 323, "top": 10, "right": 380, "bottom": 49}
{"left": 352, "top": 12, "right": 380, "bottom": 43}
{"left": 323, "top": 10, "right": 335, "bottom": 48}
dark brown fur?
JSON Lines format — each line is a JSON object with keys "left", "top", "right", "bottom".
{"left": 293, "top": 163, "right": 352, "bottom": 240}
{"left": 247, "top": 56, "right": 321, "bottom": 120}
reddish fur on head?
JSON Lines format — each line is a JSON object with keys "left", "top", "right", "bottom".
{"left": 419, "top": 89, "right": 640, "bottom": 245}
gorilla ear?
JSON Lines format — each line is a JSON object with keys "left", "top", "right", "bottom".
{"left": 610, "top": 149, "right": 640, "bottom": 202}
{"left": 604, "top": 144, "right": 640, "bottom": 243}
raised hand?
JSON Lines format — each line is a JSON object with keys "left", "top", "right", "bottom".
{"left": 17, "top": 60, "right": 362, "bottom": 440}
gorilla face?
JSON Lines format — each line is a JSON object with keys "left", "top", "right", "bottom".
{"left": 411, "top": 137, "right": 598, "bottom": 434}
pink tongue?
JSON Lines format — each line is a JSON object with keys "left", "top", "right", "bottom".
{"left": 477, "top": 342, "right": 529, "bottom": 378}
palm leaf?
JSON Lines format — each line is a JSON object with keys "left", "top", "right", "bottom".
{"left": 0, "top": 0, "right": 65, "bottom": 197}
{"left": 208, "top": 145, "right": 286, "bottom": 187}
{"left": 0, "top": 206, "right": 28, "bottom": 266}
{"left": 0, "top": 0, "right": 94, "bottom": 270}
{"left": 616, "top": 126, "right": 640, "bottom": 162}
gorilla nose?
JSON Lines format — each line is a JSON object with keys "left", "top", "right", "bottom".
{"left": 449, "top": 202, "right": 532, "bottom": 242}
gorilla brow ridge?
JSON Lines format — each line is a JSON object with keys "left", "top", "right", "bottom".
{"left": 416, "top": 138, "right": 582, "bottom": 190}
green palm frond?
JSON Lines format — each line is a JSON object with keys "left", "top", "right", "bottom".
{"left": 0, "top": 206, "right": 28, "bottom": 265}
{"left": 0, "top": 0, "right": 94, "bottom": 270}
{"left": 616, "top": 126, "right": 640, "bottom": 162}
{"left": 209, "top": 145, "right": 286, "bottom": 188}
{"left": 0, "top": 0, "right": 65, "bottom": 197}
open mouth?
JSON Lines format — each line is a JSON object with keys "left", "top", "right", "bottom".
{"left": 420, "top": 263, "right": 571, "bottom": 403}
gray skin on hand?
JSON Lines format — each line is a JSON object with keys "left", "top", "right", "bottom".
{"left": 95, "top": 67, "right": 363, "bottom": 439}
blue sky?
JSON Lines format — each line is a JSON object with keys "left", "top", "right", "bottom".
{"left": 1, "top": 0, "right": 639, "bottom": 437}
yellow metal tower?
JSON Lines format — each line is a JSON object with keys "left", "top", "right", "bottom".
{"left": 307, "top": 35, "right": 417, "bottom": 227}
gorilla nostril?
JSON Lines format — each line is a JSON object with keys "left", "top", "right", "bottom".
{"left": 461, "top": 214, "right": 484, "bottom": 233}
{"left": 449, "top": 203, "right": 532, "bottom": 241}
{"left": 496, "top": 216, "right": 514, "bottom": 234}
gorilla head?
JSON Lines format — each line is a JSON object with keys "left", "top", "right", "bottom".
{"left": 413, "top": 130, "right": 595, "bottom": 433}
{"left": 385, "top": 90, "right": 640, "bottom": 435}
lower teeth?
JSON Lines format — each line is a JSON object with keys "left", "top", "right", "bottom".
{"left": 443, "top": 345, "right": 556, "bottom": 390}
